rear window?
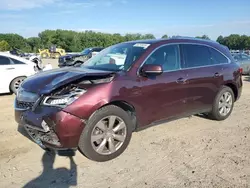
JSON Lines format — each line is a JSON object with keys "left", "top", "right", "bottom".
{"left": 0, "top": 56, "right": 11, "bottom": 65}
{"left": 181, "top": 44, "right": 211, "bottom": 68}
{"left": 11, "top": 58, "right": 25, "bottom": 64}
{"left": 209, "top": 48, "right": 228, "bottom": 64}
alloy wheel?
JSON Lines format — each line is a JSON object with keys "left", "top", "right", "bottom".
{"left": 91, "top": 115, "right": 127, "bottom": 155}
{"left": 218, "top": 92, "right": 233, "bottom": 116}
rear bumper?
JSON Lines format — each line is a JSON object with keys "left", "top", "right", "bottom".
{"left": 15, "top": 102, "right": 85, "bottom": 150}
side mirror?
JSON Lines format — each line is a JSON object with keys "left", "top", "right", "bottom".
{"left": 140, "top": 64, "right": 163, "bottom": 76}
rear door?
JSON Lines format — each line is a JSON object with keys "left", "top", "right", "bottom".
{"left": 180, "top": 44, "right": 226, "bottom": 113}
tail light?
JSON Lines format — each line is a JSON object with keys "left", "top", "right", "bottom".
{"left": 239, "top": 68, "right": 243, "bottom": 74}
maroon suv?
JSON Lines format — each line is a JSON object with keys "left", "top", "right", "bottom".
{"left": 15, "top": 37, "right": 242, "bottom": 162}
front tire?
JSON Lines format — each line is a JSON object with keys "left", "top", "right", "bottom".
{"left": 208, "top": 86, "right": 235, "bottom": 121}
{"left": 78, "top": 105, "right": 133, "bottom": 162}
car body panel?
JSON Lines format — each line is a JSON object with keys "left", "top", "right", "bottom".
{"left": 0, "top": 52, "right": 37, "bottom": 94}
{"left": 14, "top": 37, "right": 243, "bottom": 151}
{"left": 21, "top": 67, "right": 114, "bottom": 94}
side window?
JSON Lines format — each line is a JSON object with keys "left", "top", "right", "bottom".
{"left": 182, "top": 44, "right": 211, "bottom": 68}
{"left": 144, "top": 45, "right": 180, "bottom": 71}
{"left": 209, "top": 48, "right": 228, "bottom": 64}
{"left": 11, "top": 58, "right": 25, "bottom": 65}
{"left": 0, "top": 56, "right": 11, "bottom": 65}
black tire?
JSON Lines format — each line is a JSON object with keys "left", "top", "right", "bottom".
{"left": 208, "top": 86, "right": 235, "bottom": 121}
{"left": 41, "top": 52, "right": 49, "bottom": 59}
{"left": 78, "top": 105, "right": 133, "bottom": 162}
{"left": 10, "top": 76, "right": 26, "bottom": 94}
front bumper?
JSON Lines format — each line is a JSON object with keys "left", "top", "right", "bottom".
{"left": 15, "top": 99, "right": 85, "bottom": 150}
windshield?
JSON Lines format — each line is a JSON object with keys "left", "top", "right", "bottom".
{"left": 81, "top": 48, "right": 91, "bottom": 55}
{"left": 82, "top": 42, "right": 150, "bottom": 71}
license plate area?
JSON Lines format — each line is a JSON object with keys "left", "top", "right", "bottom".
{"left": 24, "top": 124, "right": 61, "bottom": 147}
{"left": 24, "top": 125, "right": 46, "bottom": 149}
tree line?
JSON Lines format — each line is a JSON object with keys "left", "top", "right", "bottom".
{"left": 0, "top": 30, "right": 249, "bottom": 52}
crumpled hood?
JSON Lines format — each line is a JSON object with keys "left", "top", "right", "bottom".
{"left": 21, "top": 67, "right": 114, "bottom": 94}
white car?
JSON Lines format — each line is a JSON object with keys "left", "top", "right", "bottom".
{"left": 0, "top": 52, "right": 38, "bottom": 94}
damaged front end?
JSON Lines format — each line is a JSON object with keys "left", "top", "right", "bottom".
{"left": 15, "top": 69, "right": 116, "bottom": 153}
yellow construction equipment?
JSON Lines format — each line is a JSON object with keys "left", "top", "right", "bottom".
{"left": 38, "top": 45, "right": 66, "bottom": 59}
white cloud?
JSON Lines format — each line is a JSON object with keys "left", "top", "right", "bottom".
{"left": 0, "top": 0, "right": 60, "bottom": 10}
{"left": 0, "top": 13, "right": 25, "bottom": 19}
{"left": 0, "top": 0, "right": 128, "bottom": 10}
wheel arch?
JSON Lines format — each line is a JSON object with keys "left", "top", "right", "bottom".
{"left": 224, "top": 82, "right": 238, "bottom": 101}
{"left": 91, "top": 100, "right": 137, "bottom": 131}
{"left": 9, "top": 75, "right": 27, "bottom": 93}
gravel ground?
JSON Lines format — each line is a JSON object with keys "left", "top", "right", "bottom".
{"left": 0, "top": 59, "right": 250, "bottom": 188}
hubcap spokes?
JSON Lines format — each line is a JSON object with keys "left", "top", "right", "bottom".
{"left": 14, "top": 78, "right": 24, "bottom": 90}
{"left": 91, "top": 116, "right": 127, "bottom": 155}
{"left": 218, "top": 92, "right": 233, "bottom": 116}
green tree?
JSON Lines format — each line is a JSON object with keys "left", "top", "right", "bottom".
{"left": 161, "top": 34, "right": 168, "bottom": 39}
{"left": 141, "top": 34, "right": 156, "bottom": 39}
{"left": 216, "top": 35, "right": 224, "bottom": 44}
{"left": 225, "top": 34, "right": 241, "bottom": 49}
{"left": 196, "top": 35, "right": 210, "bottom": 40}
{"left": 0, "top": 34, "right": 27, "bottom": 49}
{"left": 27, "top": 37, "right": 42, "bottom": 52}
{"left": 0, "top": 40, "right": 10, "bottom": 51}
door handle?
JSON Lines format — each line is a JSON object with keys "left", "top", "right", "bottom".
{"left": 6, "top": 67, "right": 15, "bottom": 70}
{"left": 214, "top": 72, "right": 221, "bottom": 77}
{"left": 176, "top": 77, "right": 187, "bottom": 84}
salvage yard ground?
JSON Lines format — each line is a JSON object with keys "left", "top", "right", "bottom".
{"left": 0, "top": 59, "right": 250, "bottom": 188}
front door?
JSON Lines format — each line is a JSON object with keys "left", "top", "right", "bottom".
{"left": 138, "top": 44, "right": 189, "bottom": 125}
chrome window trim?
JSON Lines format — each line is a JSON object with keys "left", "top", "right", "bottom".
{"left": 137, "top": 42, "right": 231, "bottom": 76}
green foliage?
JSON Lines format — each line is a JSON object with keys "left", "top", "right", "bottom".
{"left": 161, "top": 34, "right": 168, "bottom": 39}
{"left": 1, "top": 30, "right": 250, "bottom": 52}
{"left": 0, "top": 33, "right": 30, "bottom": 51}
{"left": 27, "top": 37, "right": 42, "bottom": 52}
{"left": 216, "top": 34, "right": 250, "bottom": 50}
{"left": 196, "top": 35, "right": 210, "bottom": 40}
{"left": 0, "top": 40, "right": 10, "bottom": 51}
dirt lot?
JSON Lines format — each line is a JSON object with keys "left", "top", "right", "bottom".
{"left": 0, "top": 59, "right": 250, "bottom": 188}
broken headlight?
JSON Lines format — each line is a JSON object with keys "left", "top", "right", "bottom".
{"left": 42, "top": 88, "right": 86, "bottom": 108}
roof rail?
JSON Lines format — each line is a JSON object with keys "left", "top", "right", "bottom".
{"left": 170, "top": 36, "right": 219, "bottom": 44}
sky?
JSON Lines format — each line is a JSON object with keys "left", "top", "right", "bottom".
{"left": 1, "top": 0, "right": 250, "bottom": 40}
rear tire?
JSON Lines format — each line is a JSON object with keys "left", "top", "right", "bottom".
{"left": 10, "top": 76, "right": 26, "bottom": 94}
{"left": 54, "top": 53, "right": 61, "bottom": 59}
{"left": 208, "top": 86, "right": 235, "bottom": 121}
{"left": 41, "top": 52, "right": 49, "bottom": 59}
{"left": 78, "top": 105, "right": 133, "bottom": 162}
